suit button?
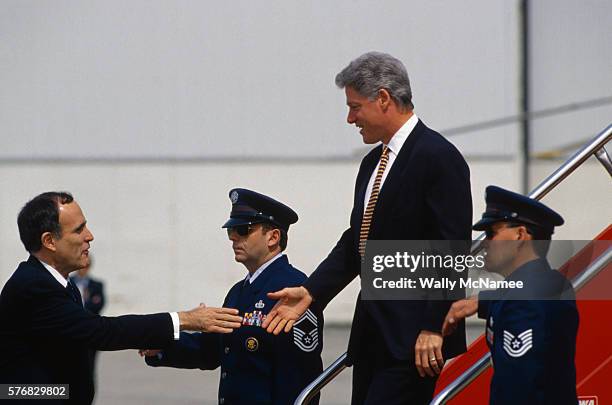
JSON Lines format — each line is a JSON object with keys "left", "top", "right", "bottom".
{"left": 221, "top": 371, "right": 227, "bottom": 379}
{"left": 224, "top": 347, "right": 230, "bottom": 354}
{"left": 219, "top": 398, "right": 225, "bottom": 404}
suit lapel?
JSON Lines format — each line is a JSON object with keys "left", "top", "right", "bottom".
{"left": 27, "top": 255, "right": 73, "bottom": 298}
{"left": 369, "top": 120, "right": 425, "bottom": 235}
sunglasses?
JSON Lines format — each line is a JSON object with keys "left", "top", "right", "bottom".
{"left": 226, "top": 224, "right": 258, "bottom": 237}
{"left": 484, "top": 222, "right": 525, "bottom": 239}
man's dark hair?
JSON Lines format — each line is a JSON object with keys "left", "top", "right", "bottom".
{"left": 17, "top": 192, "right": 74, "bottom": 253}
{"left": 507, "top": 222, "right": 552, "bottom": 257}
{"left": 261, "top": 223, "right": 288, "bottom": 252}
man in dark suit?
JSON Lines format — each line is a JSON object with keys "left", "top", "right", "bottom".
{"left": 442, "top": 186, "right": 579, "bottom": 404}
{"left": 0, "top": 191, "right": 243, "bottom": 404}
{"left": 263, "top": 52, "right": 472, "bottom": 404}
{"left": 142, "top": 188, "right": 323, "bottom": 405}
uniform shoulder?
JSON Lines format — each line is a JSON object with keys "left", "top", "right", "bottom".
{"left": 269, "top": 263, "right": 308, "bottom": 290}
{"left": 228, "top": 278, "right": 246, "bottom": 293}
{"left": 518, "top": 267, "right": 575, "bottom": 300}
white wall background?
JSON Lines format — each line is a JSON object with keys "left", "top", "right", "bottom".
{"left": 530, "top": 0, "right": 612, "bottom": 153}
{"left": 1, "top": 0, "right": 521, "bottom": 158}
{"left": 1, "top": 0, "right": 610, "bottom": 322}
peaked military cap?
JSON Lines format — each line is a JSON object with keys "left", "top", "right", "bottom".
{"left": 473, "top": 185, "right": 564, "bottom": 235}
{"left": 222, "top": 188, "right": 298, "bottom": 231}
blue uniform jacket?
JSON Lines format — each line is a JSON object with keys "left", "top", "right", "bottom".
{"left": 478, "top": 258, "right": 579, "bottom": 405}
{"left": 146, "top": 255, "right": 323, "bottom": 405}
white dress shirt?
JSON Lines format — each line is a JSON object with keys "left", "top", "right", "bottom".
{"left": 363, "top": 113, "right": 419, "bottom": 213}
{"left": 39, "top": 259, "right": 68, "bottom": 288}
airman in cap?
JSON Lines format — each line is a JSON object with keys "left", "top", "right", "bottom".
{"left": 472, "top": 185, "right": 564, "bottom": 238}
{"left": 143, "top": 188, "right": 323, "bottom": 405}
{"left": 442, "top": 185, "right": 579, "bottom": 404}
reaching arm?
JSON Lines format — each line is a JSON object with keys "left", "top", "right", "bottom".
{"left": 263, "top": 286, "right": 313, "bottom": 335}
{"left": 304, "top": 228, "right": 360, "bottom": 307}
{"left": 26, "top": 281, "right": 241, "bottom": 350}
{"left": 178, "top": 303, "right": 242, "bottom": 333}
{"left": 442, "top": 296, "right": 479, "bottom": 336}
{"left": 421, "top": 144, "right": 472, "bottom": 334}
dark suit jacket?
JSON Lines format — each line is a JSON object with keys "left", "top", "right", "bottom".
{"left": 305, "top": 119, "right": 472, "bottom": 362}
{"left": 0, "top": 256, "right": 175, "bottom": 404}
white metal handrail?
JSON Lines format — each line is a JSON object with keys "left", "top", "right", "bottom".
{"left": 295, "top": 123, "right": 612, "bottom": 405}
{"left": 293, "top": 353, "right": 349, "bottom": 405}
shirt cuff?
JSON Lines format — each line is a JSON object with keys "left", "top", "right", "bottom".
{"left": 169, "top": 312, "right": 180, "bottom": 340}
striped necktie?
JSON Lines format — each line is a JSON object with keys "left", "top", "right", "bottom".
{"left": 359, "top": 146, "right": 390, "bottom": 257}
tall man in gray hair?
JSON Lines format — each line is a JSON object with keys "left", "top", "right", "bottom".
{"left": 263, "top": 52, "right": 472, "bottom": 404}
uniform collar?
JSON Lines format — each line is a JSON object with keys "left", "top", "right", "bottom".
{"left": 245, "top": 252, "right": 284, "bottom": 285}
{"left": 247, "top": 254, "right": 290, "bottom": 293}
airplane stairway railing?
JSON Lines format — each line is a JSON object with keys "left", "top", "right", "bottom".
{"left": 295, "top": 123, "right": 612, "bottom": 405}
{"left": 431, "top": 233, "right": 612, "bottom": 404}
{"left": 430, "top": 122, "right": 611, "bottom": 404}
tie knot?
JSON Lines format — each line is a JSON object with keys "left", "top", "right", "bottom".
{"left": 381, "top": 146, "right": 389, "bottom": 157}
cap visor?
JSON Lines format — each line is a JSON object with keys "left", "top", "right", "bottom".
{"left": 472, "top": 217, "right": 499, "bottom": 231}
{"left": 222, "top": 217, "right": 253, "bottom": 228}
{"left": 222, "top": 216, "right": 269, "bottom": 228}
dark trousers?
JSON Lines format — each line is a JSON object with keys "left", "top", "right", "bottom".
{"left": 352, "top": 361, "right": 438, "bottom": 405}
{"left": 349, "top": 318, "right": 438, "bottom": 405}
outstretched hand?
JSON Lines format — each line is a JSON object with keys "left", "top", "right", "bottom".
{"left": 441, "top": 296, "right": 479, "bottom": 336}
{"left": 262, "top": 286, "right": 313, "bottom": 335}
{"left": 178, "top": 303, "right": 243, "bottom": 333}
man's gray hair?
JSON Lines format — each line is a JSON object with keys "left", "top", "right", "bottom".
{"left": 335, "top": 51, "right": 414, "bottom": 111}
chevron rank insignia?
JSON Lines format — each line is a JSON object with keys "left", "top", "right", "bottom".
{"left": 503, "top": 329, "right": 533, "bottom": 357}
{"left": 293, "top": 309, "right": 319, "bottom": 352}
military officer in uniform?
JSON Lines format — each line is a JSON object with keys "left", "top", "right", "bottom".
{"left": 142, "top": 188, "right": 323, "bottom": 405}
{"left": 70, "top": 257, "right": 105, "bottom": 315}
{"left": 442, "top": 185, "right": 579, "bottom": 404}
